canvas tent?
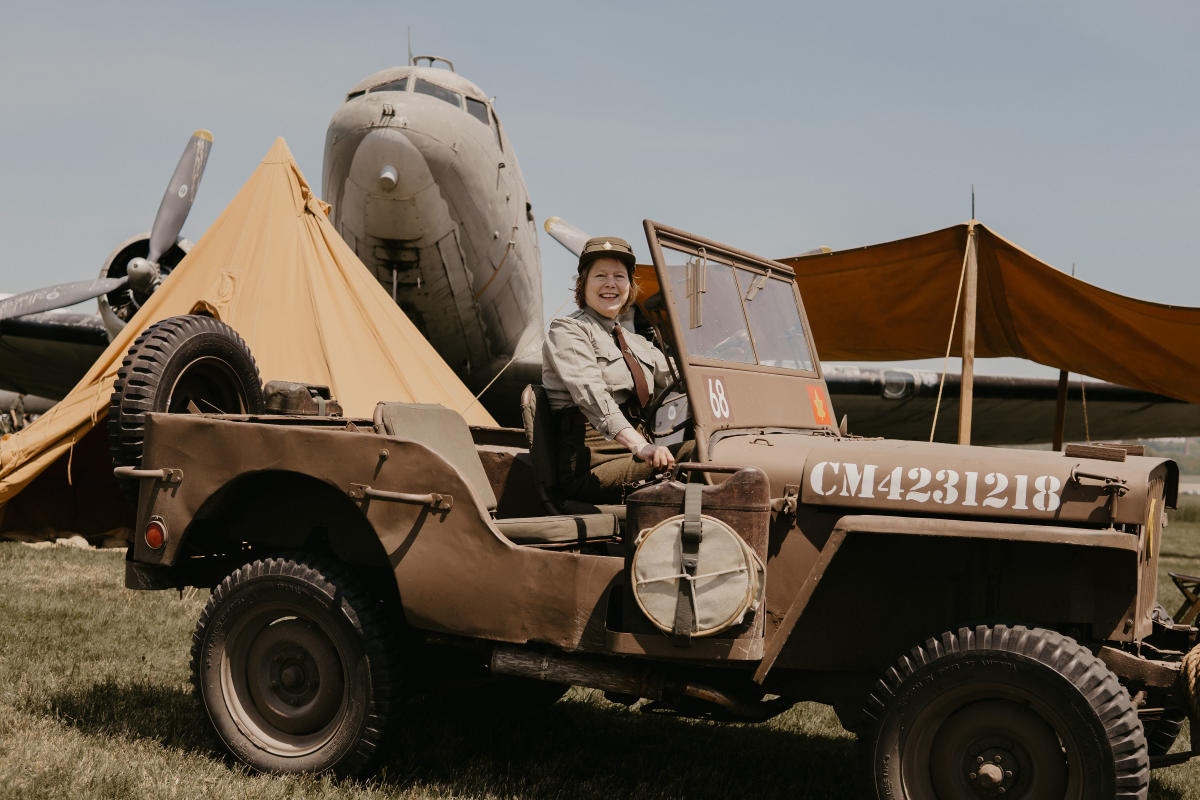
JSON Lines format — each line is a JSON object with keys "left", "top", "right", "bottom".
{"left": 0, "top": 138, "right": 495, "bottom": 539}
{"left": 778, "top": 222, "right": 1200, "bottom": 401}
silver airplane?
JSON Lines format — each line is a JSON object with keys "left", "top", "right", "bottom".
{"left": 322, "top": 57, "right": 542, "bottom": 423}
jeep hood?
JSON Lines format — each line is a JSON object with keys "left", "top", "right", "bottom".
{"left": 709, "top": 432, "right": 1177, "bottom": 528}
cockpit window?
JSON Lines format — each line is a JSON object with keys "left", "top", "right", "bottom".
{"left": 369, "top": 77, "right": 409, "bottom": 93}
{"left": 414, "top": 78, "right": 462, "bottom": 108}
{"left": 465, "top": 97, "right": 490, "bottom": 126}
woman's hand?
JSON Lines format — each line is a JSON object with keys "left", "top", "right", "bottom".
{"left": 616, "top": 426, "right": 675, "bottom": 471}
{"left": 636, "top": 444, "right": 676, "bottom": 470}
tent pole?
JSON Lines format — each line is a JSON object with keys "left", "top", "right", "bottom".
{"left": 957, "top": 224, "right": 978, "bottom": 445}
{"left": 1052, "top": 369, "right": 1069, "bottom": 450}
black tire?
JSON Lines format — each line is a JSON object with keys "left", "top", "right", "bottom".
{"left": 1145, "top": 710, "right": 1186, "bottom": 757}
{"left": 190, "top": 555, "right": 399, "bottom": 775}
{"left": 863, "top": 624, "right": 1148, "bottom": 799}
{"left": 108, "top": 314, "right": 265, "bottom": 473}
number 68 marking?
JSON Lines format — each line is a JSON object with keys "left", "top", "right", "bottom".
{"left": 708, "top": 377, "right": 730, "bottom": 418}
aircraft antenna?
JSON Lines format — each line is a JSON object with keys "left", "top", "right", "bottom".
{"left": 408, "top": 27, "right": 414, "bottom": 66}
{"left": 971, "top": 184, "right": 975, "bottom": 220}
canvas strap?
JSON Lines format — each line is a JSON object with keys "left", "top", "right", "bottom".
{"left": 672, "top": 481, "right": 704, "bottom": 645}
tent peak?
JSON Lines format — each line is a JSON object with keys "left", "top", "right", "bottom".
{"left": 261, "top": 137, "right": 296, "bottom": 166}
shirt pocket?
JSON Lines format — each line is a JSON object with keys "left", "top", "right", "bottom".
{"left": 594, "top": 335, "right": 631, "bottom": 390}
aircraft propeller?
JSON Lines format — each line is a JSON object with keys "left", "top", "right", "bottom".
{"left": 543, "top": 216, "right": 589, "bottom": 257}
{"left": 0, "top": 130, "right": 212, "bottom": 322}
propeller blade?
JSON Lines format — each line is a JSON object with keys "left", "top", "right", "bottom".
{"left": 544, "top": 216, "right": 590, "bottom": 258}
{"left": 0, "top": 277, "right": 130, "bottom": 321}
{"left": 147, "top": 129, "right": 213, "bottom": 264}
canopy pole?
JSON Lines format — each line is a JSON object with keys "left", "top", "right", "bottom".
{"left": 957, "top": 224, "right": 978, "bottom": 445}
{"left": 1052, "top": 369, "right": 1069, "bottom": 450}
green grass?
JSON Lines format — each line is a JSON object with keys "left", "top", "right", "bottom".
{"left": 3, "top": 500, "right": 1200, "bottom": 799}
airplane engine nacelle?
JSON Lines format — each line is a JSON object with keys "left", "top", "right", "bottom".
{"left": 97, "top": 233, "right": 191, "bottom": 339}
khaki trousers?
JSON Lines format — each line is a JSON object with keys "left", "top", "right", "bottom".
{"left": 556, "top": 411, "right": 696, "bottom": 504}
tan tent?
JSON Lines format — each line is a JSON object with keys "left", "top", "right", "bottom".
{"left": 778, "top": 222, "right": 1200, "bottom": 405}
{"left": 0, "top": 138, "right": 495, "bottom": 536}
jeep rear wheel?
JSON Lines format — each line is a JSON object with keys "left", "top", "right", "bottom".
{"left": 864, "top": 625, "right": 1148, "bottom": 799}
{"left": 191, "top": 556, "right": 398, "bottom": 775}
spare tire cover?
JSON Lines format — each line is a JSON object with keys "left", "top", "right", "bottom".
{"left": 631, "top": 514, "right": 760, "bottom": 637}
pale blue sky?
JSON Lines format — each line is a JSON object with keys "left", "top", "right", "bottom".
{"left": 1, "top": 1, "right": 1196, "bottom": 377}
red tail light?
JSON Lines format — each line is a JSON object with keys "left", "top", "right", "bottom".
{"left": 145, "top": 519, "right": 167, "bottom": 550}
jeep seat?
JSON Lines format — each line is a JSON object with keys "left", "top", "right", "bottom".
{"left": 519, "top": 385, "right": 626, "bottom": 524}
{"left": 373, "top": 401, "right": 619, "bottom": 547}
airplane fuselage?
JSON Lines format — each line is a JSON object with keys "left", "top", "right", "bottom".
{"left": 323, "top": 65, "right": 542, "bottom": 420}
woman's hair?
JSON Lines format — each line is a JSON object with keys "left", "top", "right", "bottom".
{"left": 575, "top": 260, "right": 639, "bottom": 315}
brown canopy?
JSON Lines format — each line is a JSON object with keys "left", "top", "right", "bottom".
{"left": 778, "top": 222, "right": 1200, "bottom": 404}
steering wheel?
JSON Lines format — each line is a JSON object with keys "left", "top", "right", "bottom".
{"left": 641, "top": 375, "right": 688, "bottom": 438}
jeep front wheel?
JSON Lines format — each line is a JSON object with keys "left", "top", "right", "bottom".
{"left": 191, "top": 555, "right": 398, "bottom": 775}
{"left": 863, "top": 624, "right": 1148, "bottom": 799}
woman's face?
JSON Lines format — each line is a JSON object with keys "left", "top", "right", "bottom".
{"left": 583, "top": 257, "right": 631, "bottom": 319}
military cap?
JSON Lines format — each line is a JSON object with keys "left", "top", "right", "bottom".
{"left": 578, "top": 236, "right": 636, "bottom": 273}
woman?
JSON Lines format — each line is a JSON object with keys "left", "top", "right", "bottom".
{"left": 542, "top": 236, "right": 691, "bottom": 504}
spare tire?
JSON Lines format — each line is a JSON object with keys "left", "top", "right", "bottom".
{"left": 108, "top": 315, "right": 265, "bottom": 476}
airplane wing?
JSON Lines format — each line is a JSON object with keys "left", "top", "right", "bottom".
{"left": 825, "top": 365, "right": 1200, "bottom": 445}
{"left": 0, "top": 311, "right": 109, "bottom": 399}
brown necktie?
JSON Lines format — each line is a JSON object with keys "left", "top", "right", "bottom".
{"left": 613, "top": 323, "right": 651, "bottom": 414}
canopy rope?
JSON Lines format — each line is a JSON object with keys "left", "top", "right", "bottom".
{"left": 462, "top": 295, "right": 574, "bottom": 413}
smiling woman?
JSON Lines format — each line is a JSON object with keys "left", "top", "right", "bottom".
{"left": 541, "top": 236, "right": 694, "bottom": 504}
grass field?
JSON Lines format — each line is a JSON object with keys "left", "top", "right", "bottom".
{"left": 3, "top": 498, "right": 1200, "bottom": 799}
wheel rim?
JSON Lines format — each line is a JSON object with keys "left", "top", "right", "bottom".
{"left": 900, "top": 685, "right": 1080, "bottom": 800}
{"left": 164, "top": 356, "right": 252, "bottom": 414}
{"left": 220, "top": 603, "right": 353, "bottom": 756}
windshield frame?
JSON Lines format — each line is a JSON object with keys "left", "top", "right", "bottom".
{"left": 649, "top": 228, "right": 821, "bottom": 379}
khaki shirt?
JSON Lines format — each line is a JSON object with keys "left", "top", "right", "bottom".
{"left": 542, "top": 307, "right": 672, "bottom": 439}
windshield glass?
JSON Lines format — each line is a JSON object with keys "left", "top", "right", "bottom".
{"left": 664, "top": 245, "right": 755, "bottom": 365}
{"left": 661, "top": 243, "right": 815, "bottom": 372}
{"left": 414, "top": 78, "right": 462, "bottom": 108}
{"left": 743, "top": 273, "right": 815, "bottom": 371}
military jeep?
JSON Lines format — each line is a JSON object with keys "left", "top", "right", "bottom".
{"left": 117, "top": 221, "right": 1198, "bottom": 798}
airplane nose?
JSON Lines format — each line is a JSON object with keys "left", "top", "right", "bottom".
{"left": 378, "top": 165, "right": 398, "bottom": 191}
{"left": 345, "top": 127, "right": 454, "bottom": 243}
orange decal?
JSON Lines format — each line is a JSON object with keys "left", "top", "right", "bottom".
{"left": 808, "top": 385, "right": 832, "bottom": 426}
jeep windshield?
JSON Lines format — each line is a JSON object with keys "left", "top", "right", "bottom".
{"left": 660, "top": 242, "right": 816, "bottom": 373}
